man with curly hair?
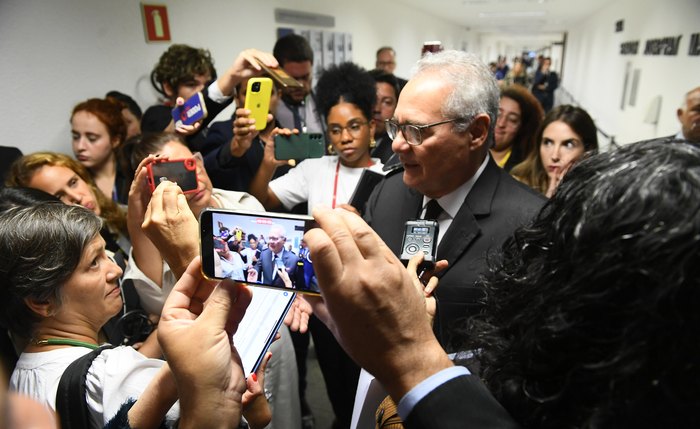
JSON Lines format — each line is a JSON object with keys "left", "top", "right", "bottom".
{"left": 142, "top": 45, "right": 278, "bottom": 152}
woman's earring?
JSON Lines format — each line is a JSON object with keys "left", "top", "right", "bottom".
{"left": 369, "top": 138, "right": 377, "bottom": 148}
{"left": 327, "top": 144, "right": 336, "bottom": 155}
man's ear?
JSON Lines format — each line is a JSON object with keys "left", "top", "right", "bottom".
{"left": 163, "top": 82, "right": 175, "bottom": 98}
{"left": 677, "top": 107, "right": 684, "bottom": 121}
{"left": 468, "top": 114, "right": 491, "bottom": 151}
{"left": 24, "top": 297, "right": 55, "bottom": 318}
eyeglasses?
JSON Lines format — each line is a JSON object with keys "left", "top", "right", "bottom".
{"left": 328, "top": 121, "right": 368, "bottom": 140}
{"left": 385, "top": 118, "right": 460, "bottom": 146}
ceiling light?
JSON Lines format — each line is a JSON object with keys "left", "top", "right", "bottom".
{"left": 479, "top": 11, "right": 547, "bottom": 18}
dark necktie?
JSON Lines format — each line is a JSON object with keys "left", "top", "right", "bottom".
{"left": 291, "top": 104, "right": 302, "bottom": 131}
{"left": 423, "top": 199, "right": 443, "bottom": 220}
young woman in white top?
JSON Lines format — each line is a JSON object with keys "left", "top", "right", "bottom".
{"left": 248, "top": 62, "right": 385, "bottom": 214}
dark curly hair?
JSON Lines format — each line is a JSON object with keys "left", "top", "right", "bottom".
{"left": 460, "top": 139, "right": 700, "bottom": 428}
{"left": 315, "top": 62, "right": 376, "bottom": 124}
{"left": 150, "top": 44, "right": 215, "bottom": 99}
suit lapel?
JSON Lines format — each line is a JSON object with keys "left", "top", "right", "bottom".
{"left": 436, "top": 159, "right": 501, "bottom": 276}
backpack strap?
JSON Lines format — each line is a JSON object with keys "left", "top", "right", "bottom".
{"left": 56, "top": 344, "right": 115, "bottom": 429}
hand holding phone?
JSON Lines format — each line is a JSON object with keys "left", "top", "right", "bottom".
{"left": 171, "top": 92, "right": 208, "bottom": 127}
{"left": 200, "top": 208, "right": 320, "bottom": 295}
{"left": 244, "top": 77, "right": 273, "bottom": 131}
{"left": 254, "top": 57, "right": 303, "bottom": 89}
{"left": 146, "top": 158, "right": 199, "bottom": 193}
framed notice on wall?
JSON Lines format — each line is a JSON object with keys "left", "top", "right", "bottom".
{"left": 141, "top": 3, "right": 171, "bottom": 42}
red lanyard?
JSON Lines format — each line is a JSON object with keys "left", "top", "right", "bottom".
{"left": 331, "top": 159, "right": 374, "bottom": 209}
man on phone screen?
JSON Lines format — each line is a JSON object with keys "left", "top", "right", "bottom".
{"left": 272, "top": 34, "right": 323, "bottom": 134}
{"left": 254, "top": 224, "right": 300, "bottom": 288}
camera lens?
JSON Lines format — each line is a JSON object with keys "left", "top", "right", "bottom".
{"left": 252, "top": 82, "right": 261, "bottom": 92}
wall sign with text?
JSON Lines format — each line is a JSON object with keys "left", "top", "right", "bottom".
{"left": 619, "top": 33, "right": 700, "bottom": 57}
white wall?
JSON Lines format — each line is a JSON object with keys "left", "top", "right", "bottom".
{"left": 561, "top": 0, "right": 700, "bottom": 145}
{"left": 0, "top": 0, "right": 471, "bottom": 155}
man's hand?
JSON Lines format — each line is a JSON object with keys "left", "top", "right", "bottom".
{"left": 304, "top": 207, "right": 453, "bottom": 401}
{"left": 159, "top": 257, "right": 253, "bottom": 429}
{"left": 142, "top": 180, "right": 199, "bottom": 278}
{"left": 283, "top": 294, "right": 312, "bottom": 333}
{"left": 218, "top": 49, "right": 279, "bottom": 96}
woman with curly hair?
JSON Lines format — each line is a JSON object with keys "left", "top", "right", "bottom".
{"left": 510, "top": 104, "right": 598, "bottom": 197}
{"left": 250, "top": 62, "right": 385, "bottom": 214}
{"left": 71, "top": 97, "right": 129, "bottom": 204}
{"left": 459, "top": 139, "right": 700, "bottom": 428}
{"left": 491, "top": 85, "right": 543, "bottom": 172}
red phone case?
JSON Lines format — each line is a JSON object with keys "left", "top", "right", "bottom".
{"left": 146, "top": 158, "right": 198, "bottom": 193}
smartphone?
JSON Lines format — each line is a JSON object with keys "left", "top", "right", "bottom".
{"left": 146, "top": 158, "right": 198, "bottom": 193}
{"left": 171, "top": 92, "right": 208, "bottom": 127}
{"left": 348, "top": 169, "right": 385, "bottom": 213}
{"left": 200, "top": 208, "right": 320, "bottom": 295}
{"left": 244, "top": 77, "right": 273, "bottom": 131}
{"left": 274, "top": 133, "right": 325, "bottom": 160}
{"left": 234, "top": 286, "right": 295, "bottom": 377}
{"left": 400, "top": 219, "right": 439, "bottom": 272}
{"left": 254, "top": 57, "right": 304, "bottom": 89}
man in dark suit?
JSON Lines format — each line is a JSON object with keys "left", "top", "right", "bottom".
{"left": 255, "top": 223, "right": 300, "bottom": 288}
{"left": 365, "top": 50, "right": 545, "bottom": 348}
{"left": 531, "top": 57, "right": 558, "bottom": 113}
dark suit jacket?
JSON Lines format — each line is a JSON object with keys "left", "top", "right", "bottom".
{"left": 365, "top": 158, "right": 545, "bottom": 348}
{"left": 405, "top": 374, "right": 520, "bottom": 429}
{"left": 255, "top": 248, "right": 300, "bottom": 288}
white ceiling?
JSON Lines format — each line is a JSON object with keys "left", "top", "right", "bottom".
{"left": 396, "top": 0, "right": 611, "bottom": 35}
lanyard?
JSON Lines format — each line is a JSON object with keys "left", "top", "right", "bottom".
{"left": 331, "top": 159, "right": 375, "bottom": 209}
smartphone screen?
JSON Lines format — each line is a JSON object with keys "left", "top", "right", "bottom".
{"left": 146, "top": 158, "right": 198, "bottom": 193}
{"left": 200, "top": 208, "right": 320, "bottom": 295}
{"left": 234, "top": 286, "right": 295, "bottom": 377}
{"left": 244, "top": 78, "right": 273, "bottom": 131}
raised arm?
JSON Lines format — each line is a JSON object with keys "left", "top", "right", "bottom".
{"left": 248, "top": 128, "right": 293, "bottom": 210}
{"left": 141, "top": 180, "right": 200, "bottom": 280}
{"left": 158, "top": 257, "right": 253, "bottom": 429}
{"left": 216, "top": 49, "right": 278, "bottom": 98}
{"left": 127, "top": 156, "right": 165, "bottom": 287}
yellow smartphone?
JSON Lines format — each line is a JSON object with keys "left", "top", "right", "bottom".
{"left": 244, "top": 77, "right": 273, "bottom": 130}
